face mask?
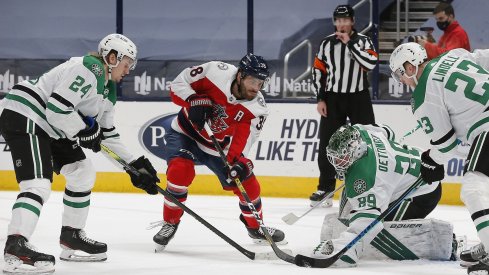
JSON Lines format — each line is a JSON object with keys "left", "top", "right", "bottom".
{"left": 436, "top": 20, "right": 450, "bottom": 31}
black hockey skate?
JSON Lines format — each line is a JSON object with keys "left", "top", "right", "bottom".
{"left": 3, "top": 234, "right": 55, "bottom": 274}
{"left": 239, "top": 214, "right": 287, "bottom": 245}
{"left": 59, "top": 226, "right": 107, "bottom": 262}
{"left": 461, "top": 243, "right": 487, "bottom": 268}
{"left": 153, "top": 222, "right": 180, "bottom": 253}
{"left": 309, "top": 190, "right": 333, "bottom": 207}
{"left": 468, "top": 257, "right": 489, "bottom": 275}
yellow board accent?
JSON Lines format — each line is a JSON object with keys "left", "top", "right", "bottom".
{"left": 0, "top": 170, "right": 463, "bottom": 205}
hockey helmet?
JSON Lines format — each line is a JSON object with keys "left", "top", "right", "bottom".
{"left": 389, "top": 42, "right": 427, "bottom": 83}
{"left": 326, "top": 125, "right": 367, "bottom": 175}
{"left": 239, "top": 53, "right": 270, "bottom": 80}
{"left": 333, "top": 4, "right": 355, "bottom": 20}
{"left": 98, "top": 33, "right": 138, "bottom": 70}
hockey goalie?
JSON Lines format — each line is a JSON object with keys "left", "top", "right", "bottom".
{"left": 312, "top": 124, "right": 464, "bottom": 267}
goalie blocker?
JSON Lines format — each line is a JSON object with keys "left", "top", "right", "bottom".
{"left": 321, "top": 213, "right": 465, "bottom": 261}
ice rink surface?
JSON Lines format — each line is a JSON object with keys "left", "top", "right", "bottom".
{"left": 0, "top": 190, "right": 476, "bottom": 275}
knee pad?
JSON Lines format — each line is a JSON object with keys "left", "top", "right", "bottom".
{"left": 61, "top": 158, "right": 95, "bottom": 192}
{"left": 19, "top": 178, "right": 52, "bottom": 204}
{"left": 167, "top": 157, "right": 195, "bottom": 187}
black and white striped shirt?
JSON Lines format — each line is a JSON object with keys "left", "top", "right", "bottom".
{"left": 312, "top": 30, "right": 378, "bottom": 100}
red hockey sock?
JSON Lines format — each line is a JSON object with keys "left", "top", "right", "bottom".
{"left": 163, "top": 157, "right": 195, "bottom": 224}
{"left": 231, "top": 175, "right": 262, "bottom": 228}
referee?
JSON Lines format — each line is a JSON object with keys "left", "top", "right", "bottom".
{"left": 310, "top": 4, "right": 378, "bottom": 207}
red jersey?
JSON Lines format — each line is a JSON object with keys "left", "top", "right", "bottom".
{"left": 170, "top": 61, "right": 269, "bottom": 162}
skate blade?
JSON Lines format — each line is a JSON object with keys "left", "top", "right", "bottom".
{"left": 460, "top": 260, "right": 478, "bottom": 268}
{"left": 251, "top": 239, "right": 288, "bottom": 245}
{"left": 3, "top": 254, "right": 54, "bottom": 274}
{"left": 154, "top": 244, "right": 167, "bottom": 253}
{"left": 59, "top": 249, "right": 107, "bottom": 262}
{"left": 254, "top": 249, "right": 293, "bottom": 260}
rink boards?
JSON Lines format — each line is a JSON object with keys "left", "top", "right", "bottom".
{"left": 0, "top": 102, "right": 467, "bottom": 205}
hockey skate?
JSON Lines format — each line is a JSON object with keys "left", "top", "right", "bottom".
{"left": 59, "top": 226, "right": 107, "bottom": 262}
{"left": 3, "top": 235, "right": 55, "bottom": 274}
{"left": 468, "top": 255, "right": 489, "bottom": 275}
{"left": 461, "top": 243, "right": 487, "bottom": 268}
{"left": 153, "top": 221, "right": 180, "bottom": 253}
{"left": 239, "top": 215, "right": 287, "bottom": 245}
{"left": 309, "top": 190, "right": 333, "bottom": 208}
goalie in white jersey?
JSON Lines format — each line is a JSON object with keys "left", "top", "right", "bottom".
{"left": 390, "top": 42, "right": 489, "bottom": 275}
{"left": 0, "top": 34, "right": 159, "bottom": 274}
{"left": 312, "top": 124, "right": 448, "bottom": 267}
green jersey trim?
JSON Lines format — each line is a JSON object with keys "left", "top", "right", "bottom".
{"left": 345, "top": 128, "right": 376, "bottom": 198}
{"left": 82, "top": 55, "right": 106, "bottom": 95}
{"left": 47, "top": 102, "right": 72, "bottom": 114}
{"left": 349, "top": 212, "right": 379, "bottom": 223}
{"left": 467, "top": 116, "right": 489, "bottom": 141}
{"left": 438, "top": 138, "right": 458, "bottom": 153}
{"left": 412, "top": 53, "right": 448, "bottom": 112}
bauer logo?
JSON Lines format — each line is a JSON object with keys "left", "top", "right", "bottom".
{"left": 139, "top": 113, "right": 177, "bottom": 160}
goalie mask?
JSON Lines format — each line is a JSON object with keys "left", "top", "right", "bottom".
{"left": 326, "top": 126, "right": 367, "bottom": 175}
{"left": 389, "top": 42, "right": 427, "bottom": 84}
{"left": 98, "top": 33, "right": 138, "bottom": 71}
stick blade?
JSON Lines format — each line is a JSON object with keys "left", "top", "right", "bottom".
{"left": 281, "top": 213, "right": 299, "bottom": 225}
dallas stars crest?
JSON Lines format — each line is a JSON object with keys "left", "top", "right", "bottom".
{"left": 353, "top": 179, "right": 367, "bottom": 194}
{"left": 91, "top": 64, "right": 103, "bottom": 77}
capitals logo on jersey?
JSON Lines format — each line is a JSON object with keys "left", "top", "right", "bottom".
{"left": 209, "top": 104, "right": 229, "bottom": 133}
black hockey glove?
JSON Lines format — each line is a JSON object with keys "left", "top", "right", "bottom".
{"left": 420, "top": 150, "right": 445, "bottom": 183}
{"left": 187, "top": 94, "right": 213, "bottom": 131}
{"left": 77, "top": 116, "right": 102, "bottom": 153}
{"left": 127, "top": 156, "right": 159, "bottom": 195}
{"left": 229, "top": 156, "right": 254, "bottom": 182}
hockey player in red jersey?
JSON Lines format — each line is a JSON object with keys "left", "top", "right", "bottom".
{"left": 152, "top": 53, "right": 286, "bottom": 250}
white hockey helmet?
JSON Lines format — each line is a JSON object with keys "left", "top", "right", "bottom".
{"left": 326, "top": 125, "right": 367, "bottom": 176}
{"left": 389, "top": 42, "right": 427, "bottom": 83}
{"left": 98, "top": 33, "right": 137, "bottom": 70}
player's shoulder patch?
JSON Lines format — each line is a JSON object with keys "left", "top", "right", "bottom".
{"left": 353, "top": 179, "right": 368, "bottom": 195}
{"left": 257, "top": 94, "right": 267, "bottom": 107}
{"left": 217, "top": 62, "right": 229, "bottom": 71}
{"left": 82, "top": 55, "right": 105, "bottom": 94}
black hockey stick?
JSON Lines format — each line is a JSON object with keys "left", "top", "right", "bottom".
{"left": 294, "top": 176, "right": 426, "bottom": 267}
{"left": 203, "top": 123, "right": 296, "bottom": 264}
{"left": 99, "top": 144, "right": 278, "bottom": 260}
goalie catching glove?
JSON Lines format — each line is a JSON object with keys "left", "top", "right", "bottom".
{"left": 127, "top": 156, "right": 159, "bottom": 195}
{"left": 229, "top": 156, "right": 254, "bottom": 182}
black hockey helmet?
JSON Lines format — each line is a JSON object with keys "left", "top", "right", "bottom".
{"left": 333, "top": 4, "right": 355, "bottom": 20}
{"left": 238, "top": 53, "right": 270, "bottom": 80}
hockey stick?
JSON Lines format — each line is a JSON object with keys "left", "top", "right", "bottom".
{"left": 293, "top": 176, "right": 425, "bottom": 267}
{"left": 281, "top": 182, "right": 345, "bottom": 225}
{"left": 203, "top": 123, "right": 296, "bottom": 264}
{"left": 99, "top": 144, "right": 278, "bottom": 260}
{"left": 398, "top": 123, "right": 422, "bottom": 143}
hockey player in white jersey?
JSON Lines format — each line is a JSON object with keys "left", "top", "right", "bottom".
{"left": 312, "top": 124, "right": 448, "bottom": 267}
{"left": 390, "top": 42, "right": 489, "bottom": 274}
{"left": 0, "top": 34, "right": 159, "bottom": 274}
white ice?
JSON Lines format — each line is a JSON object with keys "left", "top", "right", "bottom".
{"left": 0, "top": 191, "right": 476, "bottom": 275}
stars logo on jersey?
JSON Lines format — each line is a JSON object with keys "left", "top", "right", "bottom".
{"left": 217, "top": 62, "right": 228, "bottom": 70}
{"left": 209, "top": 104, "right": 229, "bottom": 133}
{"left": 91, "top": 64, "right": 103, "bottom": 77}
{"left": 353, "top": 179, "right": 367, "bottom": 194}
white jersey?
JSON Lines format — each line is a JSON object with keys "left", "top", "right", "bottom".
{"left": 411, "top": 49, "right": 489, "bottom": 162}
{"left": 342, "top": 124, "right": 439, "bottom": 238}
{"left": 0, "top": 55, "right": 134, "bottom": 162}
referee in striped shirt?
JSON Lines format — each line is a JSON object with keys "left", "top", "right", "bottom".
{"left": 310, "top": 4, "right": 378, "bottom": 207}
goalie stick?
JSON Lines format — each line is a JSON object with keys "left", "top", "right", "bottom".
{"left": 99, "top": 144, "right": 281, "bottom": 260}
{"left": 203, "top": 123, "right": 296, "bottom": 264}
{"left": 293, "top": 176, "right": 425, "bottom": 268}
{"left": 281, "top": 182, "right": 345, "bottom": 225}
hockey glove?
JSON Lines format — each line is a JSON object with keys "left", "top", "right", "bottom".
{"left": 420, "top": 150, "right": 445, "bottom": 183}
{"left": 187, "top": 94, "right": 213, "bottom": 131}
{"left": 229, "top": 156, "right": 254, "bottom": 182}
{"left": 77, "top": 116, "right": 102, "bottom": 153}
{"left": 127, "top": 156, "right": 159, "bottom": 195}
